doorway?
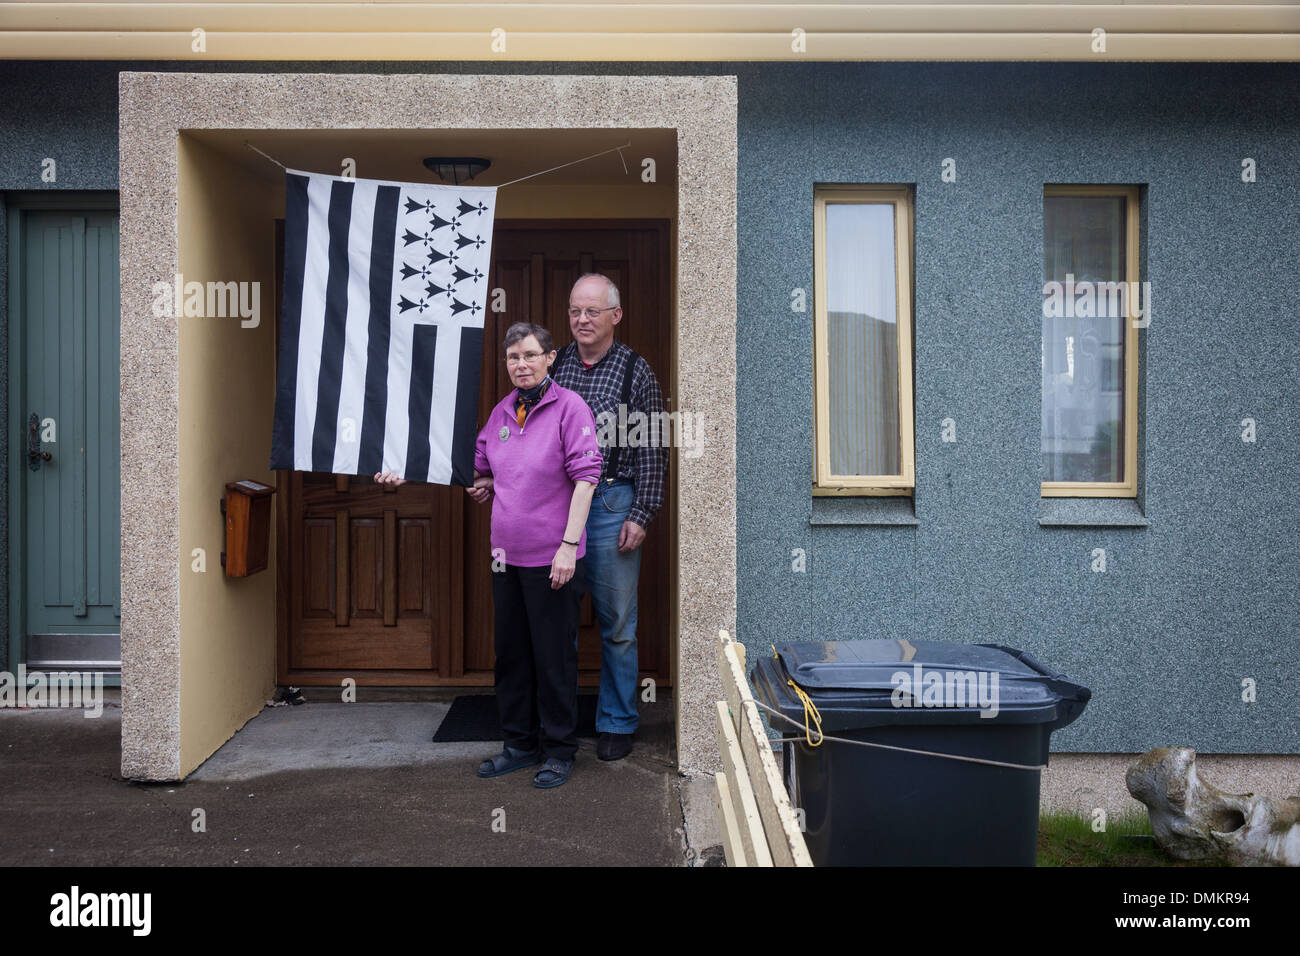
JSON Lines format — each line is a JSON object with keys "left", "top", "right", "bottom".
{"left": 277, "top": 219, "right": 673, "bottom": 688}
{"left": 6, "top": 197, "right": 122, "bottom": 675}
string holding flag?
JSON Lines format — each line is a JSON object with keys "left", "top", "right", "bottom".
{"left": 243, "top": 139, "right": 632, "bottom": 187}
{"left": 493, "top": 140, "right": 631, "bottom": 187}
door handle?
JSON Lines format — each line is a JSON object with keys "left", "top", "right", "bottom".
{"left": 28, "top": 413, "right": 51, "bottom": 471}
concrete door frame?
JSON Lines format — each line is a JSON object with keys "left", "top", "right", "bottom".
{"left": 118, "top": 72, "right": 737, "bottom": 780}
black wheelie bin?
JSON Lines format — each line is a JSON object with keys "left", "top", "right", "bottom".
{"left": 750, "top": 639, "right": 1090, "bottom": 866}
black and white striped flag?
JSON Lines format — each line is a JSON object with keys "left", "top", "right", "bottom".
{"left": 270, "top": 168, "right": 496, "bottom": 484}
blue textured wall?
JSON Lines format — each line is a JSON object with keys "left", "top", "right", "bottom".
{"left": 1, "top": 61, "right": 1296, "bottom": 752}
{"left": 735, "top": 62, "right": 1300, "bottom": 754}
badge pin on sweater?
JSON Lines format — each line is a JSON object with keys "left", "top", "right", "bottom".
{"left": 499, "top": 427, "right": 510, "bottom": 441}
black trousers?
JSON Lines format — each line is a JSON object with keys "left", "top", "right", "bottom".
{"left": 492, "top": 560, "right": 584, "bottom": 761}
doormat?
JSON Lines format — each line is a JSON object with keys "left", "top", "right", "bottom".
{"left": 432, "top": 694, "right": 600, "bottom": 742}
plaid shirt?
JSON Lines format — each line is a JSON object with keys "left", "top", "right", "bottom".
{"left": 552, "top": 340, "right": 666, "bottom": 529}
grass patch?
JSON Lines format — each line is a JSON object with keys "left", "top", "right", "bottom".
{"left": 1037, "top": 808, "right": 1223, "bottom": 867}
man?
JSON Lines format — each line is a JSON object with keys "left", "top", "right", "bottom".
{"left": 551, "top": 273, "right": 666, "bottom": 761}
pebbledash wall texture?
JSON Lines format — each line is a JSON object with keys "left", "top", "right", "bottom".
{"left": 1, "top": 60, "right": 1297, "bottom": 759}
{"left": 734, "top": 62, "right": 1300, "bottom": 757}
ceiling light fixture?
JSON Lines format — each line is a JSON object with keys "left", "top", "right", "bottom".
{"left": 422, "top": 156, "right": 492, "bottom": 185}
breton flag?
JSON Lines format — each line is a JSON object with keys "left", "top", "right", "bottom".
{"left": 270, "top": 168, "right": 497, "bottom": 485}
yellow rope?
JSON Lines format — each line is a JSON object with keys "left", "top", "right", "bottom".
{"left": 773, "top": 643, "right": 823, "bottom": 746}
{"left": 786, "top": 680, "right": 824, "bottom": 747}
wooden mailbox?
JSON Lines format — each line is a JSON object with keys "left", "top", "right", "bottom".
{"left": 222, "top": 480, "right": 276, "bottom": 577}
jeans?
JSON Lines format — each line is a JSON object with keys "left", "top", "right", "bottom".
{"left": 585, "top": 480, "right": 642, "bottom": 734}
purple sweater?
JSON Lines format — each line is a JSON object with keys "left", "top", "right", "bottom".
{"left": 474, "top": 381, "right": 603, "bottom": 567}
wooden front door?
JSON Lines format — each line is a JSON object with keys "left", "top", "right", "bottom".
{"left": 279, "top": 219, "right": 673, "bottom": 687}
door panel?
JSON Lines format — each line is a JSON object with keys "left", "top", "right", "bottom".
{"left": 280, "top": 220, "right": 672, "bottom": 687}
{"left": 288, "top": 474, "right": 449, "bottom": 671}
{"left": 17, "top": 211, "right": 121, "bottom": 670}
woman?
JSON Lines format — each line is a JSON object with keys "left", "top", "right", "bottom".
{"left": 375, "top": 322, "right": 600, "bottom": 789}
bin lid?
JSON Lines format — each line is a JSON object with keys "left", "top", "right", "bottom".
{"left": 752, "top": 639, "right": 1091, "bottom": 729}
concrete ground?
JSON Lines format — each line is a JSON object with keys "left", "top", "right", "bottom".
{"left": 0, "top": 688, "right": 724, "bottom": 866}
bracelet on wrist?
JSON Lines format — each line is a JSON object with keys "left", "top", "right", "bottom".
{"left": 562, "top": 538, "right": 580, "bottom": 546}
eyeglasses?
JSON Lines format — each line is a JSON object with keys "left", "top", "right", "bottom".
{"left": 506, "top": 351, "right": 549, "bottom": 365}
{"left": 567, "top": 306, "right": 617, "bottom": 320}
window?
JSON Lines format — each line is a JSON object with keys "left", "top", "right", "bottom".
{"left": 813, "top": 185, "right": 915, "bottom": 494}
{"left": 1042, "top": 185, "right": 1140, "bottom": 497}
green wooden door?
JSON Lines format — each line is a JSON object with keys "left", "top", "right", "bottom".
{"left": 12, "top": 210, "right": 121, "bottom": 671}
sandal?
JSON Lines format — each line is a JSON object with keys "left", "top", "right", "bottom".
{"left": 476, "top": 746, "right": 542, "bottom": 778}
{"left": 532, "top": 757, "right": 574, "bottom": 789}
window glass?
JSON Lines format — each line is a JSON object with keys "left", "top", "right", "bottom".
{"left": 1042, "top": 196, "right": 1126, "bottom": 483}
{"left": 825, "top": 202, "right": 900, "bottom": 477}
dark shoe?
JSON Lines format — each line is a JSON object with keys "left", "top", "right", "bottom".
{"left": 275, "top": 685, "right": 306, "bottom": 705}
{"left": 532, "top": 757, "right": 574, "bottom": 789}
{"left": 597, "top": 732, "right": 634, "bottom": 761}
{"left": 476, "top": 746, "right": 543, "bottom": 778}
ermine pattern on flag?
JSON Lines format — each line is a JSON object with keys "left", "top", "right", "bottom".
{"left": 270, "top": 168, "right": 497, "bottom": 485}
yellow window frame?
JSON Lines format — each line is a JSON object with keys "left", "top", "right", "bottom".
{"left": 812, "top": 185, "right": 915, "bottom": 496}
{"left": 1041, "top": 184, "right": 1141, "bottom": 498}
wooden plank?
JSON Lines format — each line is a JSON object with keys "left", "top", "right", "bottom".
{"left": 717, "top": 629, "right": 744, "bottom": 735}
{"left": 714, "top": 700, "right": 772, "bottom": 867}
{"left": 712, "top": 771, "right": 746, "bottom": 868}
{"left": 736, "top": 691, "right": 813, "bottom": 867}
{"left": 718, "top": 630, "right": 815, "bottom": 867}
